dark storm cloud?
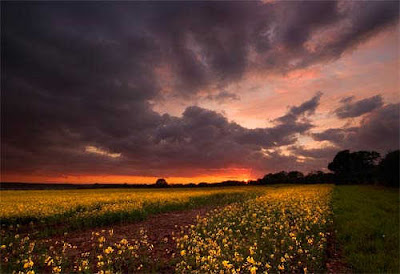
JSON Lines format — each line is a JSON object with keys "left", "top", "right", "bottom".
{"left": 1, "top": 1, "right": 399, "bottom": 178}
{"left": 275, "top": 92, "right": 322, "bottom": 124}
{"left": 329, "top": 1, "right": 399, "bottom": 55}
{"left": 147, "top": 94, "right": 321, "bottom": 171}
{"left": 334, "top": 95, "right": 384, "bottom": 119}
{"left": 293, "top": 101, "right": 399, "bottom": 170}
{"left": 312, "top": 128, "right": 352, "bottom": 144}
{"left": 312, "top": 103, "right": 400, "bottom": 152}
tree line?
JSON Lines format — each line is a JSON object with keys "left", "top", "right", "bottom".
{"left": 2, "top": 149, "right": 397, "bottom": 190}
{"left": 154, "top": 149, "right": 398, "bottom": 188}
{"left": 249, "top": 150, "right": 399, "bottom": 187}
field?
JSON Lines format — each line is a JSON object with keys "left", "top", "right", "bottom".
{"left": 0, "top": 184, "right": 398, "bottom": 273}
{"left": 0, "top": 187, "right": 262, "bottom": 232}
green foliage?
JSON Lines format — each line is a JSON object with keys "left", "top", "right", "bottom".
{"left": 332, "top": 185, "right": 399, "bottom": 273}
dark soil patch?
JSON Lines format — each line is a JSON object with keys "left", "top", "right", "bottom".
{"left": 48, "top": 206, "right": 216, "bottom": 273}
{"left": 326, "top": 228, "right": 351, "bottom": 274}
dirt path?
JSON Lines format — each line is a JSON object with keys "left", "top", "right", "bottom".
{"left": 326, "top": 229, "right": 351, "bottom": 273}
{"left": 57, "top": 206, "right": 213, "bottom": 243}
{"left": 45, "top": 205, "right": 351, "bottom": 273}
{"left": 49, "top": 206, "right": 216, "bottom": 272}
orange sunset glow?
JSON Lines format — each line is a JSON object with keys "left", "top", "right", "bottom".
{"left": 2, "top": 170, "right": 254, "bottom": 184}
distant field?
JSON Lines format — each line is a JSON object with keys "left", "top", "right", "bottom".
{"left": 332, "top": 185, "right": 400, "bottom": 273}
{"left": 0, "top": 187, "right": 263, "bottom": 229}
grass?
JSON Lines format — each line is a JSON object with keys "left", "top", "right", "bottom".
{"left": 332, "top": 185, "right": 400, "bottom": 273}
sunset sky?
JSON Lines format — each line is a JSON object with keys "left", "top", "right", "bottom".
{"left": 1, "top": 1, "right": 399, "bottom": 184}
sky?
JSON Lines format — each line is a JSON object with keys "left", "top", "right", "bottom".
{"left": 1, "top": 1, "right": 399, "bottom": 184}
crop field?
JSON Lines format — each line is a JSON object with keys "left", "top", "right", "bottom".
{"left": 0, "top": 184, "right": 398, "bottom": 273}
{"left": 175, "top": 185, "right": 332, "bottom": 273}
{"left": 0, "top": 187, "right": 262, "bottom": 230}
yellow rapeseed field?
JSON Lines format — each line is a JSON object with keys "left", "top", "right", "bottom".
{"left": 0, "top": 185, "right": 334, "bottom": 273}
{"left": 175, "top": 185, "right": 333, "bottom": 273}
{"left": 0, "top": 187, "right": 259, "bottom": 220}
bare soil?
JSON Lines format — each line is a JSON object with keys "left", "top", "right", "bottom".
{"left": 49, "top": 207, "right": 216, "bottom": 272}
{"left": 44, "top": 206, "right": 351, "bottom": 273}
{"left": 326, "top": 228, "right": 351, "bottom": 274}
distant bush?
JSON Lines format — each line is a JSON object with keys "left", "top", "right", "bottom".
{"left": 155, "top": 178, "right": 169, "bottom": 187}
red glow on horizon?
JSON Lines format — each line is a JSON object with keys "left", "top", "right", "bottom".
{"left": 1, "top": 172, "right": 255, "bottom": 185}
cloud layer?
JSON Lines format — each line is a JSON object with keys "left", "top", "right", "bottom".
{"left": 314, "top": 103, "right": 400, "bottom": 152}
{"left": 1, "top": 1, "right": 399, "bottom": 180}
{"left": 334, "top": 95, "right": 384, "bottom": 118}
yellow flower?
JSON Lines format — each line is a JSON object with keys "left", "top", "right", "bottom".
{"left": 104, "top": 246, "right": 114, "bottom": 254}
{"left": 246, "top": 256, "right": 256, "bottom": 264}
{"left": 250, "top": 266, "right": 257, "bottom": 274}
{"left": 180, "top": 250, "right": 186, "bottom": 256}
{"left": 298, "top": 248, "right": 304, "bottom": 254}
{"left": 222, "top": 260, "right": 233, "bottom": 269}
{"left": 52, "top": 266, "right": 61, "bottom": 273}
{"left": 23, "top": 259, "right": 34, "bottom": 269}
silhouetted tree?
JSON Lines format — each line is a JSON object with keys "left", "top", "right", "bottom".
{"left": 379, "top": 150, "right": 400, "bottom": 187}
{"left": 305, "top": 171, "right": 334, "bottom": 184}
{"left": 328, "top": 150, "right": 380, "bottom": 183}
{"left": 262, "top": 171, "right": 288, "bottom": 184}
{"left": 254, "top": 170, "right": 333, "bottom": 185}
{"left": 328, "top": 150, "right": 352, "bottom": 177}
{"left": 287, "top": 171, "right": 304, "bottom": 183}
{"left": 155, "top": 178, "right": 168, "bottom": 187}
